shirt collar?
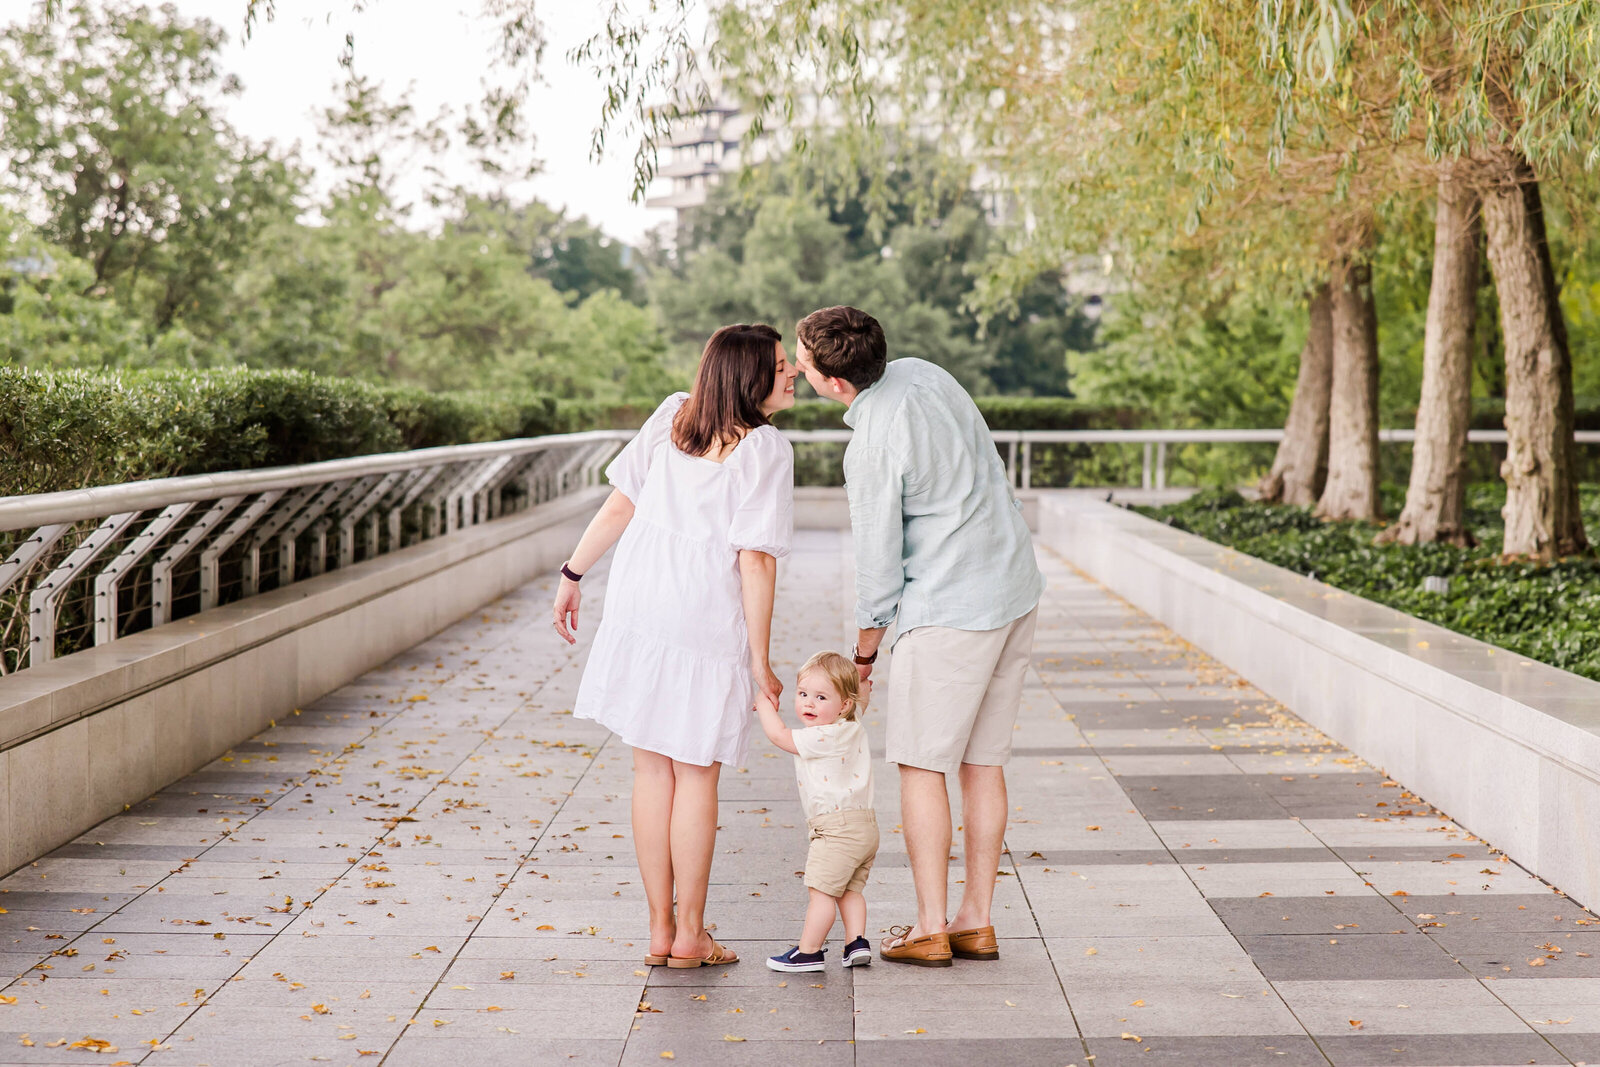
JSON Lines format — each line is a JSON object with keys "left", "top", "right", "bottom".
{"left": 841, "top": 377, "right": 883, "bottom": 428}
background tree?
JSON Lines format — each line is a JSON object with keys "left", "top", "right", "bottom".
{"left": 0, "top": 1, "right": 299, "bottom": 340}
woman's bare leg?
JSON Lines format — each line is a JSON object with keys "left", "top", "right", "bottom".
{"left": 668, "top": 760, "right": 722, "bottom": 958}
{"left": 632, "top": 748, "right": 676, "bottom": 958}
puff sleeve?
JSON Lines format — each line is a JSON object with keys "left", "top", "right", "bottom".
{"left": 728, "top": 427, "right": 795, "bottom": 558}
{"left": 606, "top": 392, "right": 688, "bottom": 502}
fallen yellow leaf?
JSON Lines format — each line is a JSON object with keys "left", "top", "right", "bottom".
{"left": 903, "top": 1028, "right": 927, "bottom": 1035}
{"left": 661, "top": 1054, "right": 675, "bottom": 1061}
{"left": 311, "top": 1004, "right": 331, "bottom": 1015}
{"left": 723, "top": 1035, "right": 746, "bottom": 1042}
{"left": 1121, "top": 1032, "right": 1141, "bottom": 1042}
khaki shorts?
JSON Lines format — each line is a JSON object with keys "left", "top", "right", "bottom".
{"left": 884, "top": 606, "right": 1039, "bottom": 773}
{"left": 803, "top": 810, "right": 879, "bottom": 897}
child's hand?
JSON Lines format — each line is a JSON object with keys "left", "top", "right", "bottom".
{"left": 753, "top": 690, "right": 777, "bottom": 716}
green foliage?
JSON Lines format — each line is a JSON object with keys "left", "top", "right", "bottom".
{"left": 1141, "top": 484, "right": 1600, "bottom": 681}
{"left": 0, "top": 367, "right": 580, "bottom": 496}
{"left": 0, "top": 1, "right": 300, "bottom": 337}
{"left": 651, "top": 143, "right": 1096, "bottom": 397}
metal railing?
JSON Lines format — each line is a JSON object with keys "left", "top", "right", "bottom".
{"left": 7, "top": 422, "right": 1597, "bottom": 677}
{"left": 0, "top": 431, "right": 630, "bottom": 676}
{"left": 786, "top": 428, "right": 1600, "bottom": 491}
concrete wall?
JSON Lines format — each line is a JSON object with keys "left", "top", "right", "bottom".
{"left": 0, "top": 489, "right": 606, "bottom": 876}
{"left": 1039, "top": 492, "right": 1600, "bottom": 911}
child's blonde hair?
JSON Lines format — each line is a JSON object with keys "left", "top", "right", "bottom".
{"left": 799, "top": 651, "right": 866, "bottom": 721}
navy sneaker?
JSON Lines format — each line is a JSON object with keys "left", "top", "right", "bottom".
{"left": 768, "top": 946, "right": 826, "bottom": 972}
{"left": 842, "top": 936, "right": 872, "bottom": 968}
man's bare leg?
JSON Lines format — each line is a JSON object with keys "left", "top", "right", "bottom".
{"left": 949, "top": 762, "right": 1007, "bottom": 933}
{"left": 898, "top": 764, "right": 951, "bottom": 938}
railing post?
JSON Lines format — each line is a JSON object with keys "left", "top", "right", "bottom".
{"left": 1155, "top": 441, "right": 1167, "bottom": 492}
{"left": 1021, "top": 440, "right": 1032, "bottom": 491}
{"left": 1141, "top": 442, "right": 1153, "bottom": 491}
{"left": 1006, "top": 440, "right": 1017, "bottom": 487}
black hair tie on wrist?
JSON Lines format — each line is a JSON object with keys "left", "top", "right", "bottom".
{"left": 561, "top": 562, "right": 584, "bottom": 583}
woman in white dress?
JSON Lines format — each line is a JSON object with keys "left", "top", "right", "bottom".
{"left": 551, "top": 323, "right": 797, "bottom": 968}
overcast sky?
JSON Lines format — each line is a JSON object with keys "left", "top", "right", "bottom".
{"left": 0, "top": 1, "right": 693, "bottom": 245}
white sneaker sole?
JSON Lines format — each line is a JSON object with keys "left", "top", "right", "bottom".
{"left": 842, "top": 952, "right": 872, "bottom": 968}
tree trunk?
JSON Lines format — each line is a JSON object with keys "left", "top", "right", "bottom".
{"left": 1315, "top": 254, "right": 1381, "bottom": 521}
{"left": 1481, "top": 152, "right": 1587, "bottom": 560}
{"left": 1258, "top": 284, "right": 1332, "bottom": 505}
{"left": 1378, "top": 173, "right": 1480, "bottom": 546}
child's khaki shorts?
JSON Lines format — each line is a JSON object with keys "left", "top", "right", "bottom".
{"left": 804, "top": 809, "right": 879, "bottom": 897}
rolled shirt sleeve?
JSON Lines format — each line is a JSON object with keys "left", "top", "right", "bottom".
{"left": 844, "top": 443, "right": 906, "bottom": 630}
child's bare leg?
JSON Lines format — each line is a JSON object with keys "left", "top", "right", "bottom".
{"left": 798, "top": 888, "right": 839, "bottom": 953}
{"left": 837, "top": 889, "right": 866, "bottom": 941}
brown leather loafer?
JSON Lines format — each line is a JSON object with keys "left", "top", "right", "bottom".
{"left": 948, "top": 925, "right": 999, "bottom": 961}
{"left": 880, "top": 926, "right": 953, "bottom": 967}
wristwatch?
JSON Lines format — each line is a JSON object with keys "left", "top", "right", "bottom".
{"left": 852, "top": 644, "right": 878, "bottom": 666}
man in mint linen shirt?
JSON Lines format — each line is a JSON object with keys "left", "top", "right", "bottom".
{"left": 794, "top": 305, "right": 1043, "bottom": 968}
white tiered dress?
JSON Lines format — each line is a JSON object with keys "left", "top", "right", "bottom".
{"left": 573, "top": 393, "right": 794, "bottom": 767}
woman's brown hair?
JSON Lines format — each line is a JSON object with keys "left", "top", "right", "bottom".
{"left": 672, "top": 323, "right": 782, "bottom": 458}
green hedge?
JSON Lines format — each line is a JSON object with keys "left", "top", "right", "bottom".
{"left": 1139, "top": 485, "right": 1600, "bottom": 682}
{"left": 0, "top": 367, "right": 641, "bottom": 496}
{"left": 0, "top": 368, "right": 1153, "bottom": 497}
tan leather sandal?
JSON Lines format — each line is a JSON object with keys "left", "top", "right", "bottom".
{"left": 666, "top": 939, "right": 740, "bottom": 968}
{"left": 879, "top": 925, "right": 953, "bottom": 967}
{"left": 642, "top": 953, "right": 669, "bottom": 966}
{"left": 947, "top": 925, "right": 999, "bottom": 961}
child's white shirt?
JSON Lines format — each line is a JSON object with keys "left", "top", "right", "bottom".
{"left": 792, "top": 720, "right": 874, "bottom": 820}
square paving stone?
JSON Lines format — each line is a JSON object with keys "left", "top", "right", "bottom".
{"left": 1396, "top": 895, "right": 1590, "bottom": 932}
{"left": 854, "top": 1037, "right": 1086, "bottom": 1067}
{"left": 1315, "top": 1031, "right": 1568, "bottom": 1066}
{"left": 1119, "top": 776, "right": 1285, "bottom": 821}
{"left": 1210, "top": 896, "right": 1410, "bottom": 936}
{"left": 1543, "top": 1032, "right": 1600, "bottom": 1065}
{"left": 1238, "top": 932, "right": 1469, "bottom": 981}
{"left": 631, "top": 982, "right": 852, "bottom": 1042}
{"left": 1079, "top": 1033, "right": 1328, "bottom": 1066}
{"left": 385, "top": 1036, "right": 626, "bottom": 1067}
{"left": 1066, "top": 979, "right": 1300, "bottom": 1037}
{"left": 1272, "top": 978, "right": 1531, "bottom": 1035}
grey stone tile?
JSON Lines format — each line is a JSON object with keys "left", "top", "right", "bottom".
{"left": 1210, "top": 896, "right": 1410, "bottom": 935}
{"left": 855, "top": 1037, "right": 1086, "bottom": 1067}
{"left": 1273, "top": 978, "right": 1530, "bottom": 1035}
{"left": 630, "top": 983, "right": 852, "bottom": 1042}
{"left": 386, "top": 1037, "right": 629, "bottom": 1067}
{"left": 1237, "top": 932, "right": 1469, "bottom": 981}
{"left": 1394, "top": 894, "right": 1595, "bottom": 932}
{"left": 623, "top": 1037, "right": 853, "bottom": 1065}
{"left": 1079, "top": 1034, "right": 1328, "bottom": 1066}
{"left": 1066, "top": 979, "right": 1301, "bottom": 1038}
{"left": 1425, "top": 928, "right": 1600, "bottom": 978}
{"left": 1316, "top": 1032, "right": 1568, "bottom": 1066}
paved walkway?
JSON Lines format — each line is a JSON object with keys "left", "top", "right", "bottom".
{"left": 3, "top": 530, "right": 1598, "bottom": 1067}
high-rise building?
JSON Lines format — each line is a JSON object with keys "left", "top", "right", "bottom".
{"left": 644, "top": 101, "right": 755, "bottom": 231}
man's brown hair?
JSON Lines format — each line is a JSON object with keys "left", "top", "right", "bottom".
{"left": 796, "top": 306, "right": 886, "bottom": 391}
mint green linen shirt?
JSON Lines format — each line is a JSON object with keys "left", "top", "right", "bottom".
{"left": 842, "top": 358, "right": 1044, "bottom": 641}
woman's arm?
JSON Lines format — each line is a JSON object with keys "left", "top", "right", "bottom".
{"left": 551, "top": 489, "right": 636, "bottom": 645}
{"left": 738, "top": 548, "right": 782, "bottom": 708}
{"left": 753, "top": 692, "right": 798, "bottom": 755}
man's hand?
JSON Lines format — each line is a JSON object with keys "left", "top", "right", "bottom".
{"left": 552, "top": 578, "right": 581, "bottom": 645}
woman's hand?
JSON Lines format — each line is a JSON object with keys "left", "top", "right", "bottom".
{"left": 552, "top": 578, "right": 581, "bottom": 645}
{"left": 754, "top": 661, "right": 783, "bottom": 710}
